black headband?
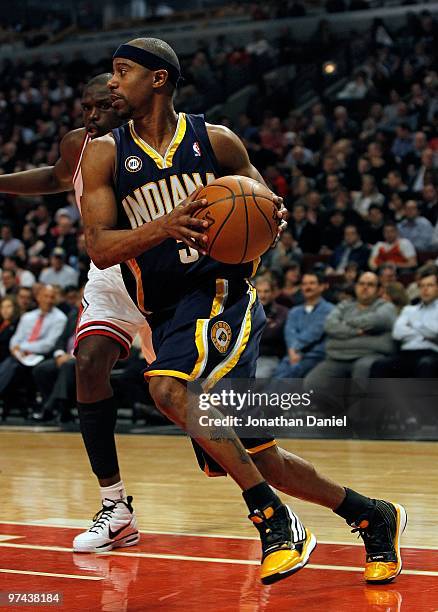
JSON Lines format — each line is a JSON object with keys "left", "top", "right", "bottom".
{"left": 113, "top": 44, "right": 181, "bottom": 86}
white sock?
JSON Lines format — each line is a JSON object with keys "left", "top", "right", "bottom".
{"left": 100, "top": 480, "right": 127, "bottom": 504}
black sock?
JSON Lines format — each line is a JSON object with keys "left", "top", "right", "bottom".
{"left": 77, "top": 397, "right": 119, "bottom": 479}
{"left": 242, "top": 481, "right": 281, "bottom": 514}
{"left": 334, "top": 487, "right": 375, "bottom": 524}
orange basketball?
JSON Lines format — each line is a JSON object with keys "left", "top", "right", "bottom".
{"left": 193, "top": 175, "right": 279, "bottom": 265}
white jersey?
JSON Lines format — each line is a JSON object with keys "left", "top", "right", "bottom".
{"left": 73, "top": 132, "right": 91, "bottom": 215}
{"left": 73, "top": 132, "right": 154, "bottom": 362}
{"left": 73, "top": 133, "right": 119, "bottom": 282}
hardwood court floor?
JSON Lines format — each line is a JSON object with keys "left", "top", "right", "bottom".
{"left": 0, "top": 431, "right": 437, "bottom": 611}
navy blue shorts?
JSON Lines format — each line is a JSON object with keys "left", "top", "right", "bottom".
{"left": 144, "top": 277, "right": 276, "bottom": 475}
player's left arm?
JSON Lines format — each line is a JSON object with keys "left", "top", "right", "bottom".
{"left": 207, "top": 124, "right": 287, "bottom": 240}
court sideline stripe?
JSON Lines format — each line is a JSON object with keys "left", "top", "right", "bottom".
{"left": 0, "top": 568, "right": 103, "bottom": 580}
{"left": 0, "top": 521, "right": 436, "bottom": 551}
{"left": 0, "top": 543, "right": 436, "bottom": 577}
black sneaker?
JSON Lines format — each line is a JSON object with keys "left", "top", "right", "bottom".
{"left": 350, "top": 500, "right": 407, "bottom": 583}
{"left": 249, "top": 503, "right": 316, "bottom": 585}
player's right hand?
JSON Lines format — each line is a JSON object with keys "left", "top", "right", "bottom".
{"left": 160, "top": 187, "right": 212, "bottom": 254}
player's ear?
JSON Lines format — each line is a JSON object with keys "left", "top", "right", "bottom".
{"left": 152, "top": 69, "right": 168, "bottom": 89}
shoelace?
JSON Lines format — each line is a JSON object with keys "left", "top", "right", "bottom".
{"left": 88, "top": 498, "right": 123, "bottom": 534}
{"left": 350, "top": 519, "right": 389, "bottom": 555}
{"left": 252, "top": 508, "right": 291, "bottom": 551}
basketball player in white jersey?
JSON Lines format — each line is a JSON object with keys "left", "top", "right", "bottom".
{"left": 0, "top": 74, "right": 146, "bottom": 552}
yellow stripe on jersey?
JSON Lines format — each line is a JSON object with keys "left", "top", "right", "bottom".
{"left": 165, "top": 113, "right": 187, "bottom": 168}
{"left": 144, "top": 278, "right": 227, "bottom": 383}
{"left": 129, "top": 113, "right": 187, "bottom": 170}
{"left": 145, "top": 369, "right": 191, "bottom": 381}
{"left": 209, "top": 279, "right": 228, "bottom": 318}
{"left": 126, "top": 258, "right": 147, "bottom": 315}
{"left": 250, "top": 257, "right": 261, "bottom": 278}
{"left": 203, "top": 282, "right": 257, "bottom": 392}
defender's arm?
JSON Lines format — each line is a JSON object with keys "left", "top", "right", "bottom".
{"left": 0, "top": 129, "right": 84, "bottom": 194}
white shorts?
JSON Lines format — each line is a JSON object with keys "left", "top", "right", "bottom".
{"left": 75, "top": 263, "right": 155, "bottom": 362}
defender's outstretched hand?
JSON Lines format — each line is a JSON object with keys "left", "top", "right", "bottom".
{"left": 272, "top": 195, "right": 288, "bottom": 247}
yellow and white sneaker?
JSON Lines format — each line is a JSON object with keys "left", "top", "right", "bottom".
{"left": 249, "top": 503, "right": 317, "bottom": 585}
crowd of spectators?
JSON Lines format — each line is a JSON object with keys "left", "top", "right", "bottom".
{"left": 0, "top": 9, "right": 438, "bottom": 425}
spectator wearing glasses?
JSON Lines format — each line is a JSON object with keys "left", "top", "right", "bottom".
{"left": 304, "top": 272, "right": 396, "bottom": 389}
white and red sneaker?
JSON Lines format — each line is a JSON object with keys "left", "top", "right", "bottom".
{"left": 73, "top": 495, "right": 139, "bottom": 553}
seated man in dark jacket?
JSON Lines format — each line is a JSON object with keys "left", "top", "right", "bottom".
{"left": 328, "top": 224, "right": 370, "bottom": 274}
{"left": 255, "top": 277, "right": 288, "bottom": 377}
{"left": 32, "top": 302, "right": 79, "bottom": 422}
{"left": 289, "top": 203, "right": 321, "bottom": 254}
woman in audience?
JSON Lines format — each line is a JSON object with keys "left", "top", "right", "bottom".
{"left": 381, "top": 281, "right": 410, "bottom": 313}
{"left": 0, "top": 296, "right": 20, "bottom": 363}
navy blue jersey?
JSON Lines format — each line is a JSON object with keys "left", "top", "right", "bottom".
{"left": 113, "top": 113, "right": 257, "bottom": 314}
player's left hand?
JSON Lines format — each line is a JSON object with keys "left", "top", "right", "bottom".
{"left": 271, "top": 195, "right": 288, "bottom": 248}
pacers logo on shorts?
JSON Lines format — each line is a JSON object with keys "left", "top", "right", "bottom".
{"left": 125, "top": 156, "right": 143, "bottom": 172}
{"left": 211, "top": 321, "right": 232, "bottom": 353}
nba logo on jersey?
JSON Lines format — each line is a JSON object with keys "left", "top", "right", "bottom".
{"left": 125, "top": 156, "right": 143, "bottom": 172}
{"left": 193, "top": 141, "right": 201, "bottom": 157}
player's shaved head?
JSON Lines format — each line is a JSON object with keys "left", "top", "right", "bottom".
{"left": 84, "top": 73, "right": 112, "bottom": 92}
{"left": 127, "top": 38, "right": 180, "bottom": 72}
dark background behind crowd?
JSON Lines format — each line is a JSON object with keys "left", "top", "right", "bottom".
{"left": 0, "top": 5, "right": 438, "bottom": 432}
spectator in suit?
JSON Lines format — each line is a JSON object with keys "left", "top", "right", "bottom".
{"left": 420, "top": 184, "right": 438, "bottom": 225}
{"left": 0, "top": 285, "right": 66, "bottom": 418}
{"left": 0, "top": 297, "right": 20, "bottom": 363}
{"left": 16, "top": 286, "right": 35, "bottom": 315}
{"left": 255, "top": 277, "right": 289, "bottom": 378}
{"left": 362, "top": 204, "right": 385, "bottom": 245}
{"left": 275, "top": 272, "right": 333, "bottom": 378}
{"left": 329, "top": 225, "right": 370, "bottom": 274}
{"left": 320, "top": 210, "right": 346, "bottom": 253}
{"left": 403, "top": 131, "right": 428, "bottom": 174}
{"left": 305, "top": 272, "right": 397, "bottom": 390}
{"left": 288, "top": 203, "right": 321, "bottom": 254}
{"left": 410, "top": 148, "right": 436, "bottom": 193}
{"left": 33, "top": 299, "right": 79, "bottom": 422}
{"left": 371, "top": 265, "right": 438, "bottom": 377}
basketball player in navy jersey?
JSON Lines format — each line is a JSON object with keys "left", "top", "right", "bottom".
{"left": 81, "top": 38, "right": 406, "bottom": 585}
{"left": 0, "top": 75, "right": 149, "bottom": 552}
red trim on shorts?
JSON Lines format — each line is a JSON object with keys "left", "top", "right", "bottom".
{"left": 75, "top": 329, "right": 130, "bottom": 360}
{"left": 77, "top": 320, "right": 133, "bottom": 344}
